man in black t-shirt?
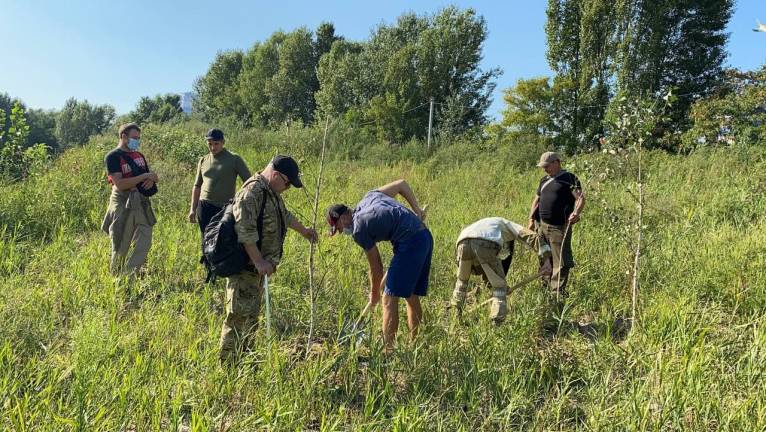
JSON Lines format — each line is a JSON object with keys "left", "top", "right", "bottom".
{"left": 527, "top": 151, "right": 584, "bottom": 300}
{"left": 100, "top": 123, "right": 159, "bottom": 276}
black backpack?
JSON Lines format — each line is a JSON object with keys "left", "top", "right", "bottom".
{"left": 202, "top": 191, "right": 268, "bottom": 280}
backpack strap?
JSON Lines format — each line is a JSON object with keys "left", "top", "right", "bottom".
{"left": 539, "top": 170, "right": 568, "bottom": 194}
{"left": 255, "top": 188, "right": 287, "bottom": 260}
{"left": 255, "top": 189, "right": 268, "bottom": 251}
{"left": 115, "top": 149, "right": 148, "bottom": 176}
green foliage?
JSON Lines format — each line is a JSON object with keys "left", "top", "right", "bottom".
{"left": 261, "top": 28, "right": 319, "bottom": 126}
{"left": 196, "top": 24, "right": 340, "bottom": 128}
{"left": 55, "top": 98, "right": 116, "bottom": 148}
{"left": 536, "top": 0, "right": 735, "bottom": 152}
{"left": 0, "top": 102, "right": 51, "bottom": 182}
{"left": 611, "top": 0, "right": 734, "bottom": 148}
{"left": 193, "top": 50, "right": 246, "bottom": 122}
{"left": 26, "top": 108, "right": 59, "bottom": 151}
{"left": 194, "top": 8, "right": 498, "bottom": 144}
{"left": 681, "top": 66, "right": 766, "bottom": 150}
{"left": 545, "top": 0, "right": 614, "bottom": 151}
{"left": 317, "top": 7, "right": 500, "bottom": 144}
{"left": 129, "top": 94, "right": 184, "bottom": 125}
{"left": 502, "top": 77, "right": 557, "bottom": 149}
{"left": 0, "top": 93, "right": 59, "bottom": 151}
{"left": 1, "top": 121, "right": 765, "bottom": 429}
{"left": 141, "top": 123, "right": 207, "bottom": 167}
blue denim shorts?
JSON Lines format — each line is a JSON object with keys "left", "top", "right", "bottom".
{"left": 384, "top": 229, "right": 433, "bottom": 298}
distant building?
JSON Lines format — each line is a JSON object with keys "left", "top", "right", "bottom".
{"left": 179, "top": 92, "right": 195, "bottom": 114}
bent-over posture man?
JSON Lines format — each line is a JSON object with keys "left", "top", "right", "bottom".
{"left": 452, "top": 217, "right": 550, "bottom": 324}
{"left": 219, "top": 155, "right": 317, "bottom": 362}
{"left": 327, "top": 180, "right": 431, "bottom": 353}
{"left": 101, "top": 123, "right": 158, "bottom": 276}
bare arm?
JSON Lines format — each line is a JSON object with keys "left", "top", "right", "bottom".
{"left": 188, "top": 186, "right": 201, "bottom": 223}
{"left": 365, "top": 245, "right": 385, "bottom": 306}
{"left": 377, "top": 179, "right": 424, "bottom": 220}
{"left": 111, "top": 172, "right": 155, "bottom": 192}
{"left": 243, "top": 242, "right": 274, "bottom": 275}
{"left": 527, "top": 195, "right": 540, "bottom": 230}
{"left": 288, "top": 217, "right": 318, "bottom": 243}
{"left": 568, "top": 190, "right": 585, "bottom": 224}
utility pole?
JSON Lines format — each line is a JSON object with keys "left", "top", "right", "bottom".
{"left": 427, "top": 97, "right": 434, "bottom": 150}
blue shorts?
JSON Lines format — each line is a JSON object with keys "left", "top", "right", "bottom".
{"left": 385, "top": 228, "right": 433, "bottom": 298}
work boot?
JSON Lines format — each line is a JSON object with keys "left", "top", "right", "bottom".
{"left": 538, "top": 242, "right": 552, "bottom": 259}
{"left": 489, "top": 289, "right": 508, "bottom": 325}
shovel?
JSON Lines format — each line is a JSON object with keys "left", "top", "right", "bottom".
{"left": 338, "top": 301, "right": 373, "bottom": 345}
{"left": 464, "top": 271, "right": 541, "bottom": 316}
{"left": 338, "top": 272, "right": 386, "bottom": 345}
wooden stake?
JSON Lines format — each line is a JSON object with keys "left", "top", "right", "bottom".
{"left": 306, "top": 116, "right": 331, "bottom": 357}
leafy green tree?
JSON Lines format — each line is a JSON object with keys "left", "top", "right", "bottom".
{"left": 502, "top": 77, "right": 557, "bottom": 146}
{"left": 55, "top": 98, "right": 116, "bottom": 147}
{"left": 26, "top": 109, "right": 59, "bottom": 151}
{"left": 239, "top": 38, "right": 281, "bottom": 126}
{"left": 1, "top": 93, "right": 59, "bottom": 151}
{"left": 682, "top": 66, "right": 766, "bottom": 149}
{"left": 193, "top": 50, "right": 245, "bottom": 122}
{"left": 314, "top": 22, "right": 341, "bottom": 63}
{"left": 316, "top": 7, "right": 500, "bottom": 143}
{"left": 130, "top": 94, "right": 183, "bottom": 124}
{"left": 0, "top": 101, "right": 50, "bottom": 181}
{"left": 315, "top": 40, "right": 366, "bottom": 118}
{"left": 198, "top": 23, "right": 340, "bottom": 127}
{"left": 546, "top": 0, "right": 615, "bottom": 151}
{"left": 612, "top": 0, "right": 734, "bottom": 148}
{"left": 262, "top": 28, "right": 318, "bottom": 125}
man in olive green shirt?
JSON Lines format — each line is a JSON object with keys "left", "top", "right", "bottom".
{"left": 188, "top": 128, "right": 251, "bottom": 259}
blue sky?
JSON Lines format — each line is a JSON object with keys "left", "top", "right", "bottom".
{"left": 1, "top": 0, "right": 764, "bottom": 120}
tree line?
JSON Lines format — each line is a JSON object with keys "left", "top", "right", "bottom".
{"left": 502, "top": 0, "right": 744, "bottom": 152}
{"left": 193, "top": 7, "right": 500, "bottom": 144}
{"left": 2, "top": 2, "right": 762, "bottom": 182}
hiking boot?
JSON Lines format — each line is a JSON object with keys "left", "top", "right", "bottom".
{"left": 538, "top": 243, "right": 552, "bottom": 259}
{"left": 490, "top": 298, "right": 507, "bottom": 325}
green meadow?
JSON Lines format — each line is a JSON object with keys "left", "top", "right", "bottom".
{"left": 1, "top": 122, "right": 764, "bottom": 430}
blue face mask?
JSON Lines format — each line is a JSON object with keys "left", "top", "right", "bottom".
{"left": 127, "top": 138, "right": 140, "bottom": 151}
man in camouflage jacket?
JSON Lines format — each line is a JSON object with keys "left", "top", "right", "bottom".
{"left": 219, "top": 155, "right": 317, "bottom": 362}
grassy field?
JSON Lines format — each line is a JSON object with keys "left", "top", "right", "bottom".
{"left": 1, "top": 122, "right": 765, "bottom": 430}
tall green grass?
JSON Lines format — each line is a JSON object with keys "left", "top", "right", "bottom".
{"left": 0, "top": 123, "right": 764, "bottom": 430}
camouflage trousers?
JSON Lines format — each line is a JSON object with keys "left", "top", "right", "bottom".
{"left": 538, "top": 222, "right": 575, "bottom": 299}
{"left": 451, "top": 239, "right": 509, "bottom": 324}
{"left": 219, "top": 270, "right": 264, "bottom": 362}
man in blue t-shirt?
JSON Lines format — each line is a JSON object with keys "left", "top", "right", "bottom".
{"left": 327, "top": 179, "right": 432, "bottom": 353}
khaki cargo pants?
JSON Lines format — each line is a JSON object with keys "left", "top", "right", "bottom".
{"left": 219, "top": 269, "right": 264, "bottom": 362}
{"left": 538, "top": 222, "right": 575, "bottom": 299}
{"left": 102, "top": 190, "right": 155, "bottom": 276}
{"left": 451, "top": 239, "right": 509, "bottom": 324}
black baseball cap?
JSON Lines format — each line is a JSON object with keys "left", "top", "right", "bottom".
{"left": 205, "top": 128, "right": 224, "bottom": 141}
{"left": 272, "top": 155, "right": 303, "bottom": 188}
{"left": 326, "top": 204, "right": 350, "bottom": 235}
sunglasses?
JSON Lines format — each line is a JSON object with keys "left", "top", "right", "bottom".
{"left": 278, "top": 172, "right": 291, "bottom": 188}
